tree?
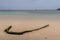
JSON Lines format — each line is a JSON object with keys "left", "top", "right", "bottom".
{"left": 57, "top": 8, "right": 60, "bottom": 10}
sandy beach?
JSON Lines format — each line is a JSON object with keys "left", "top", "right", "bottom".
{"left": 0, "top": 11, "right": 60, "bottom": 40}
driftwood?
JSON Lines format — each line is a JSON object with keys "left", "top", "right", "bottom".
{"left": 4, "top": 24, "right": 49, "bottom": 35}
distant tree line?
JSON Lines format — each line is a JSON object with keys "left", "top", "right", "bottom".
{"left": 57, "top": 8, "right": 60, "bottom": 10}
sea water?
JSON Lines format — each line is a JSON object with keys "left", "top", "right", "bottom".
{"left": 0, "top": 10, "right": 60, "bottom": 18}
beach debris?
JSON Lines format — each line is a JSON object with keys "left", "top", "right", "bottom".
{"left": 44, "top": 37, "right": 47, "bottom": 39}
{"left": 4, "top": 24, "right": 49, "bottom": 35}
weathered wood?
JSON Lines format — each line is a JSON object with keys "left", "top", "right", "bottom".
{"left": 4, "top": 24, "right": 49, "bottom": 35}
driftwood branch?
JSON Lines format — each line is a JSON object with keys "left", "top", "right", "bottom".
{"left": 4, "top": 24, "right": 49, "bottom": 35}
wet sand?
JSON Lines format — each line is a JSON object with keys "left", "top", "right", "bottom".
{"left": 0, "top": 15, "right": 60, "bottom": 40}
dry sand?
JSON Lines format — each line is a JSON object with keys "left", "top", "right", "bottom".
{"left": 0, "top": 15, "right": 60, "bottom": 40}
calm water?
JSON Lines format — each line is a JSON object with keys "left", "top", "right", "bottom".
{"left": 0, "top": 10, "right": 60, "bottom": 15}
{"left": 0, "top": 10, "right": 60, "bottom": 18}
{"left": 0, "top": 10, "right": 60, "bottom": 40}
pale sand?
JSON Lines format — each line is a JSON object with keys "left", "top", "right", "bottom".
{"left": 0, "top": 15, "right": 60, "bottom": 40}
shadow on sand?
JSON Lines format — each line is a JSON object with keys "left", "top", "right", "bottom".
{"left": 4, "top": 24, "right": 49, "bottom": 35}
